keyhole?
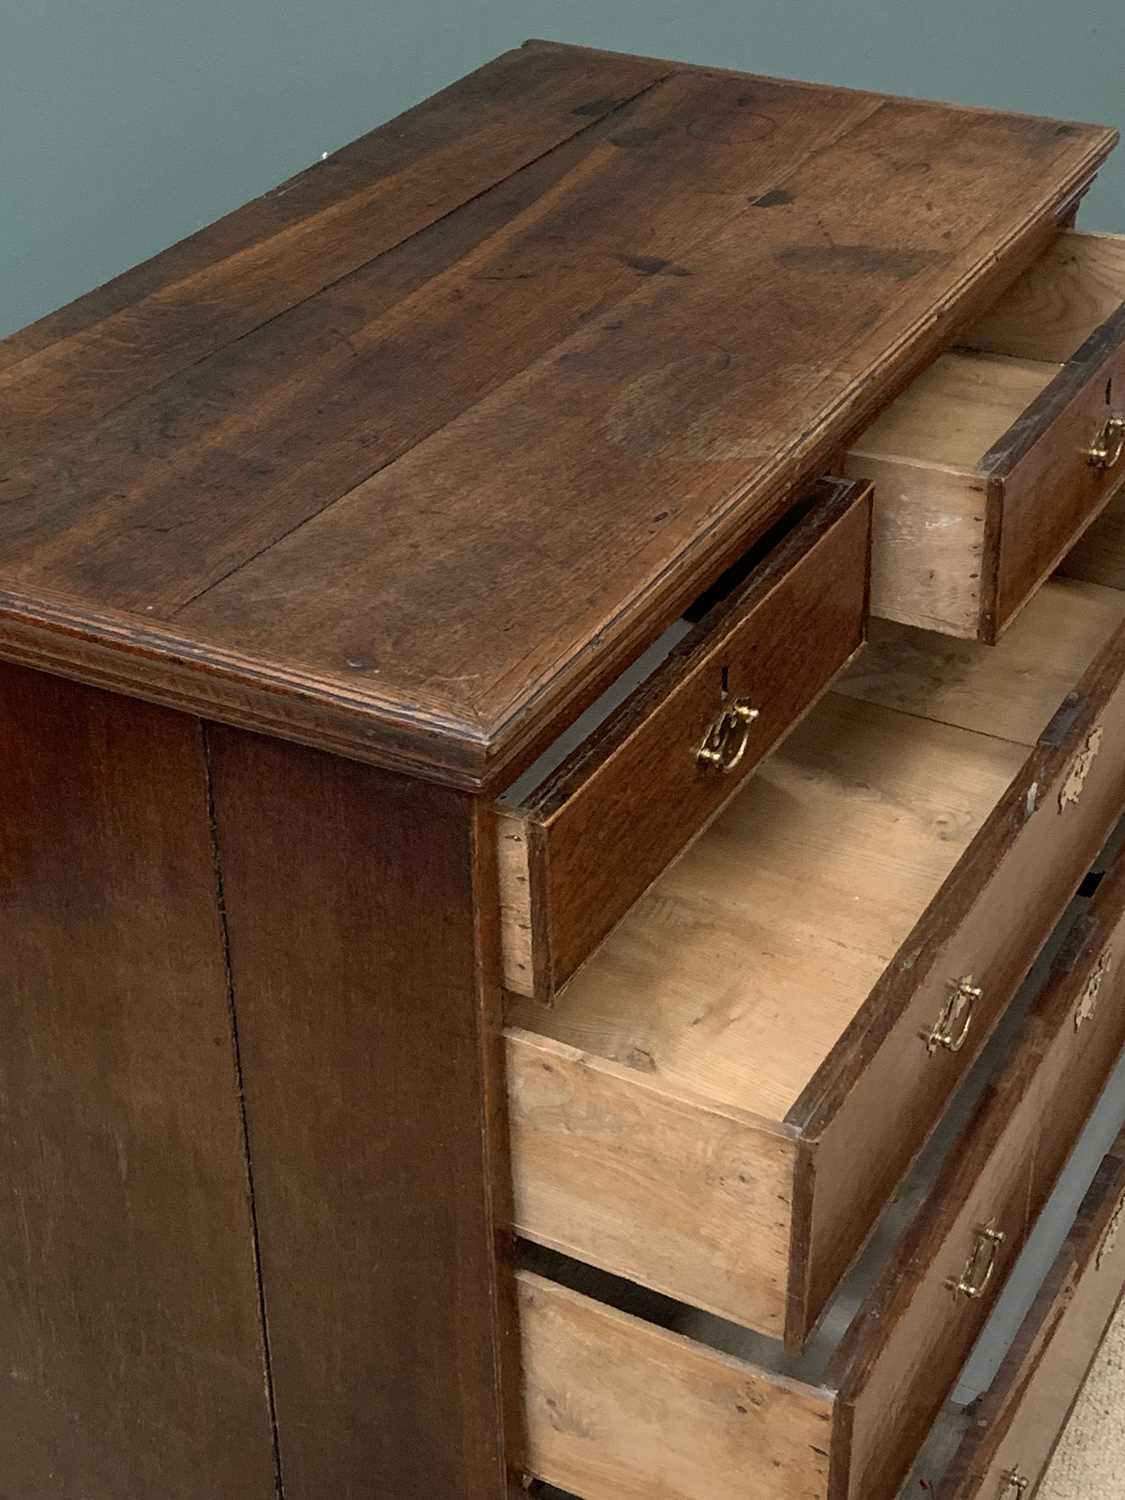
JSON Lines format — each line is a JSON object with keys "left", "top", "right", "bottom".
{"left": 720, "top": 664, "right": 730, "bottom": 700}
{"left": 1108, "top": 375, "right": 1114, "bottom": 407}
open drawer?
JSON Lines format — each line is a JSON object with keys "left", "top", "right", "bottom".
{"left": 507, "top": 575, "right": 1125, "bottom": 1347}
{"left": 516, "top": 834, "right": 1125, "bottom": 1500}
{"left": 846, "top": 231, "right": 1125, "bottom": 641}
{"left": 496, "top": 478, "right": 870, "bottom": 1003}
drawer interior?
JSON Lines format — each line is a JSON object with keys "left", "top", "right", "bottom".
{"left": 963, "top": 230, "right": 1125, "bottom": 362}
{"left": 496, "top": 480, "right": 869, "bottom": 1002}
{"left": 521, "top": 822, "right": 1125, "bottom": 1500}
{"left": 508, "top": 577, "right": 1125, "bottom": 1341}
{"left": 512, "top": 578, "right": 1125, "bottom": 1121}
{"left": 846, "top": 231, "right": 1125, "bottom": 639}
{"left": 855, "top": 230, "right": 1125, "bottom": 480}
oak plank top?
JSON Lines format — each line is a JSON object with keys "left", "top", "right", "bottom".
{"left": 0, "top": 41, "right": 1117, "bottom": 788}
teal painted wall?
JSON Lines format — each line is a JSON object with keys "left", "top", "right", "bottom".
{"left": 3, "top": 0, "right": 1123, "bottom": 339}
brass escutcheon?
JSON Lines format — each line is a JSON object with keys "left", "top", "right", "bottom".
{"left": 1075, "top": 946, "right": 1112, "bottom": 1030}
{"left": 1059, "top": 725, "right": 1104, "bottom": 812}
{"left": 998, "top": 1469, "right": 1030, "bottom": 1498}
{"left": 948, "top": 1219, "right": 1005, "bottom": 1300}
{"left": 922, "top": 976, "right": 981, "bottom": 1055}
{"left": 1097, "top": 1194, "right": 1125, "bottom": 1271}
{"left": 697, "top": 698, "right": 759, "bottom": 772}
{"left": 1084, "top": 412, "right": 1125, "bottom": 471}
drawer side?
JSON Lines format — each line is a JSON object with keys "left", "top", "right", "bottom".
{"left": 507, "top": 1027, "right": 798, "bottom": 1339}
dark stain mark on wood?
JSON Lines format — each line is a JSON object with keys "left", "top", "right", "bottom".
{"left": 776, "top": 243, "right": 945, "bottom": 279}
{"left": 572, "top": 97, "right": 626, "bottom": 116}
{"left": 610, "top": 125, "right": 667, "bottom": 147}
{"left": 752, "top": 187, "right": 795, "bottom": 208}
{"left": 621, "top": 254, "right": 692, "bottom": 276}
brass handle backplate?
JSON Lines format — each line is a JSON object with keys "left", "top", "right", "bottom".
{"left": 998, "top": 1469, "right": 1030, "bottom": 1498}
{"left": 1075, "top": 945, "right": 1112, "bottom": 1030}
{"left": 697, "top": 698, "right": 759, "bottom": 773}
{"left": 1084, "top": 413, "right": 1125, "bottom": 471}
{"left": 922, "top": 976, "right": 981, "bottom": 1055}
{"left": 948, "top": 1219, "right": 1005, "bottom": 1300}
{"left": 1059, "top": 725, "right": 1104, "bottom": 812}
{"left": 1097, "top": 1194, "right": 1125, "bottom": 1271}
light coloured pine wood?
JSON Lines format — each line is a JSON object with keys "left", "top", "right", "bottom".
{"left": 847, "top": 350, "right": 1059, "bottom": 636}
{"left": 496, "top": 813, "right": 534, "bottom": 994}
{"left": 516, "top": 1270, "right": 834, "bottom": 1500}
{"left": 961, "top": 230, "right": 1125, "bottom": 361}
{"left": 845, "top": 450, "right": 987, "bottom": 636}
{"left": 838, "top": 578, "right": 1125, "bottom": 746}
{"left": 852, "top": 350, "right": 1059, "bottom": 468}
{"left": 510, "top": 694, "right": 1024, "bottom": 1119}
{"left": 508, "top": 580, "right": 1125, "bottom": 1348}
{"left": 507, "top": 1028, "right": 798, "bottom": 1337}
{"left": 510, "top": 584, "right": 1124, "bottom": 1123}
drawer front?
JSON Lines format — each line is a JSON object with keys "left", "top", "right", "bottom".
{"left": 517, "top": 1268, "right": 835, "bottom": 1500}
{"left": 834, "top": 842, "right": 1125, "bottom": 1500}
{"left": 989, "top": 304, "right": 1125, "bottom": 634}
{"left": 794, "top": 620, "right": 1125, "bottom": 1343}
{"left": 942, "top": 1140, "right": 1125, "bottom": 1499}
{"left": 497, "top": 478, "right": 871, "bottom": 1002}
{"left": 515, "top": 856, "right": 1125, "bottom": 1500}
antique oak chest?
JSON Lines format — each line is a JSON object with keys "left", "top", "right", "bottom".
{"left": 2, "top": 38, "right": 1125, "bottom": 1500}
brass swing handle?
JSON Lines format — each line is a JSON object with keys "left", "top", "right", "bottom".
{"left": 921, "top": 976, "right": 981, "bottom": 1055}
{"left": 947, "top": 1220, "right": 1006, "bottom": 1300}
{"left": 697, "top": 699, "right": 760, "bottom": 772}
{"left": 998, "top": 1468, "right": 1030, "bottom": 1497}
{"left": 1084, "top": 413, "right": 1125, "bottom": 471}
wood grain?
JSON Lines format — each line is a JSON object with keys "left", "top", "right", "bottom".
{"left": 507, "top": 1026, "right": 799, "bottom": 1338}
{"left": 941, "top": 1141, "right": 1125, "bottom": 1498}
{"left": 497, "top": 479, "right": 870, "bottom": 1001}
{"left": 515, "top": 864, "right": 1125, "bottom": 1500}
{"left": 961, "top": 227, "right": 1125, "bottom": 361}
{"left": 837, "top": 577, "right": 1125, "bottom": 746}
{"left": 510, "top": 579, "right": 1125, "bottom": 1347}
{"left": 0, "top": 44, "right": 1114, "bottom": 787}
{"left": 511, "top": 693, "right": 1021, "bottom": 1119}
{"left": 0, "top": 43, "right": 668, "bottom": 449}
{"left": 799, "top": 592, "right": 1125, "bottom": 1344}
{"left": 987, "top": 302, "right": 1125, "bottom": 633}
{"left": 0, "top": 665, "right": 276, "bottom": 1498}
{"left": 846, "top": 232, "right": 1125, "bottom": 640}
{"left": 1062, "top": 486, "right": 1125, "bottom": 589}
{"left": 846, "top": 351, "right": 1053, "bottom": 636}
{"left": 848, "top": 451, "right": 988, "bottom": 636}
{"left": 832, "top": 842, "right": 1125, "bottom": 1500}
{"left": 516, "top": 1271, "right": 834, "bottom": 1500}
{"left": 204, "top": 731, "right": 514, "bottom": 1498}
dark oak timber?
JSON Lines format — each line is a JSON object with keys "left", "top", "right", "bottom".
{"left": 2, "top": 40, "right": 1123, "bottom": 1500}
{"left": 0, "top": 42, "right": 1115, "bottom": 788}
{"left": 498, "top": 477, "right": 871, "bottom": 1002}
{"left": 940, "top": 1134, "right": 1125, "bottom": 1499}
{"left": 0, "top": 664, "right": 277, "bottom": 1498}
{"left": 203, "top": 728, "right": 515, "bottom": 1498}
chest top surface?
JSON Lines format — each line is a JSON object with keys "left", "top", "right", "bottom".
{"left": 0, "top": 40, "right": 1116, "bottom": 788}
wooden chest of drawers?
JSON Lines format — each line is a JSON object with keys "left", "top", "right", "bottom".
{"left": 1, "top": 37, "right": 1124, "bottom": 1500}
